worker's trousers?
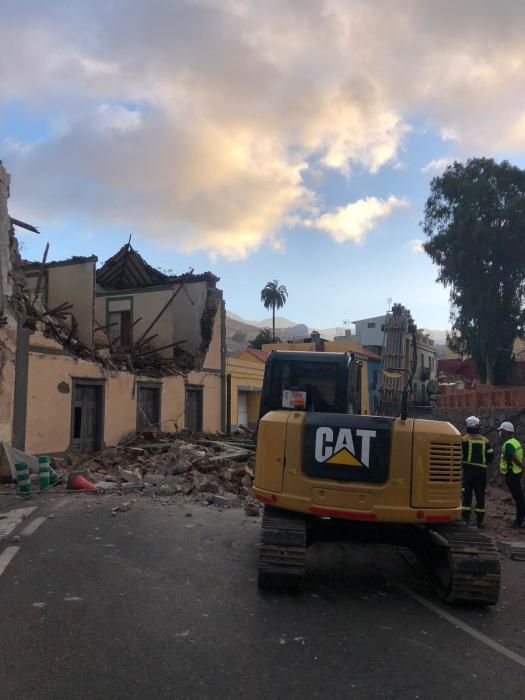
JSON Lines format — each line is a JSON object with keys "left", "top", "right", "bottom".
{"left": 505, "top": 472, "right": 525, "bottom": 526}
{"left": 462, "top": 465, "right": 486, "bottom": 526}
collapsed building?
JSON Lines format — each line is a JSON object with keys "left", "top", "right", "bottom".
{"left": 0, "top": 161, "right": 226, "bottom": 457}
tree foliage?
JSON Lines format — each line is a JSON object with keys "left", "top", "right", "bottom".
{"left": 249, "top": 328, "right": 279, "bottom": 349}
{"left": 422, "top": 158, "right": 525, "bottom": 384}
{"left": 260, "top": 279, "right": 288, "bottom": 341}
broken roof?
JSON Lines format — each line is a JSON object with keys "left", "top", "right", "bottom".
{"left": 97, "top": 243, "right": 219, "bottom": 290}
{"left": 22, "top": 255, "right": 98, "bottom": 269}
{"left": 97, "top": 244, "right": 169, "bottom": 290}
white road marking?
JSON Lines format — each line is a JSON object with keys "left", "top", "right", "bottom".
{"left": 52, "top": 499, "right": 69, "bottom": 511}
{"left": 0, "top": 507, "right": 36, "bottom": 540}
{"left": 399, "top": 584, "right": 525, "bottom": 669}
{"left": 0, "top": 546, "right": 20, "bottom": 576}
{"left": 20, "top": 516, "right": 47, "bottom": 537}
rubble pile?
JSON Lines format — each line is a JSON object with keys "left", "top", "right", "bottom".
{"left": 58, "top": 432, "right": 261, "bottom": 516}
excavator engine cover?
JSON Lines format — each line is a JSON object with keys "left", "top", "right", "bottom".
{"left": 303, "top": 414, "right": 393, "bottom": 483}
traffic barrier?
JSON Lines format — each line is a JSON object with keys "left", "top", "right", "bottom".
{"left": 38, "top": 456, "right": 50, "bottom": 491}
{"left": 15, "top": 461, "right": 32, "bottom": 497}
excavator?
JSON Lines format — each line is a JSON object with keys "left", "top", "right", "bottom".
{"left": 253, "top": 350, "right": 501, "bottom": 605}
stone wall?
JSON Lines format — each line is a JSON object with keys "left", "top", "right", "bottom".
{"left": 432, "top": 406, "right": 525, "bottom": 448}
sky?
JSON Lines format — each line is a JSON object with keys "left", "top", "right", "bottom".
{"left": 3, "top": 0, "right": 525, "bottom": 333}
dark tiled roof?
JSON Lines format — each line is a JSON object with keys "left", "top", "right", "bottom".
{"left": 96, "top": 244, "right": 168, "bottom": 289}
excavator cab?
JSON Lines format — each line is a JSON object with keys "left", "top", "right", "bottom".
{"left": 259, "top": 351, "right": 363, "bottom": 418}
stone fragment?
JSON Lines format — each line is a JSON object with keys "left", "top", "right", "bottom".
{"left": 214, "top": 493, "right": 239, "bottom": 508}
{"left": 244, "top": 501, "right": 260, "bottom": 517}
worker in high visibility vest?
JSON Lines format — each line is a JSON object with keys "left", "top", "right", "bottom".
{"left": 461, "top": 416, "right": 494, "bottom": 527}
{"left": 498, "top": 422, "right": 525, "bottom": 529}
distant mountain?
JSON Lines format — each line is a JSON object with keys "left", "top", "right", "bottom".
{"left": 227, "top": 312, "right": 448, "bottom": 353}
{"left": 232, "top": 315, "right": 302, "bottom": 330}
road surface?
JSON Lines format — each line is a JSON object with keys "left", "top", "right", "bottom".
{"left": 0, "top": 493, "right": 524, "bottom": 699}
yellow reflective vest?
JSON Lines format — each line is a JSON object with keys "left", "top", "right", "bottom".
{"left": 499, "top": 437, "right": 524, "bottom": 476}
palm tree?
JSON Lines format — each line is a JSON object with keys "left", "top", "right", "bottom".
{"left": 261, "top": 280, "right": 288, "bottom": 342}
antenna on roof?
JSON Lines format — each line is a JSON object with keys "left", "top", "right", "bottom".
{"left": 127, "top": 234, "right": 132, "bottom": 248}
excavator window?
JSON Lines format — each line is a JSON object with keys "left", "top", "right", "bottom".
{"left": 259, "top": 353, "right": 361, "bottom": 418}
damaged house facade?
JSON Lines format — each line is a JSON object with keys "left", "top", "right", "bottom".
{"left": 0, "top": 163, "right": 226, "bottom": 456}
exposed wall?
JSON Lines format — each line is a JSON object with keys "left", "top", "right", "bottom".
{"left": 48, "top": 261, "right": 96, "bottom": 347}
{"left": 95, "top": 287, "right": 175, "bottom": 355}
{"left": 0, "top": 162, "right": 16, "bottom": 445}
{"left": 203, "top": 300, "right": 222, "bottom": 370}
{"left": 171, "top": 280, "right": 208, "bottom": 355}
{"left": 95, "top": 280, "right": 219, "bottom": 363}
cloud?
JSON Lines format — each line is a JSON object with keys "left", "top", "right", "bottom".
{"left": 422, "top": 158, "right": 453, "bottom": 174}
{"left": 408, "top": 238, "right": 424, "bottom": 253}
{"left": 307, "top": 196, "right": 409, "bottom": 244}
{"left": 3, "top": 1, "right": 525, "bottom": 257}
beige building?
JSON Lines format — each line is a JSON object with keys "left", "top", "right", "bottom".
{"left": 226, "top": 349, "right": 267, "bottom": 430}
{"left": 16, "top": 243, "right": 226, "bottom": 454}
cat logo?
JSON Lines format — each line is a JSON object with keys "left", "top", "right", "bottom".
{"left": 314, "top": 427, "right": 377, "bottom": 468}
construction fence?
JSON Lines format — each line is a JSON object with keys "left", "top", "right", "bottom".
{"left": 438, "top": 385, "right": 525, "bottom": 409}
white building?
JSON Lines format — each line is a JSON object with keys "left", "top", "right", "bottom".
{"left": 353, "top": 315, "right": 386, "bottom": 353}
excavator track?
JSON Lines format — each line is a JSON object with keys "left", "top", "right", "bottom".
{"left": 426, "top": 521, "right": 501, "bottom": 606}
{"left": 258, "top": 505, "right": 307, "bottom": 592}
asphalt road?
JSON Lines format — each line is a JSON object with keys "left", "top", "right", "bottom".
{"left": 0, "top": 494, "right": 524, "bottom": 700}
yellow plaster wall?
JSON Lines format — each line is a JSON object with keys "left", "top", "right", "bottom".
{"left": 226, "top": 358, "right": 264, "bottom": 428}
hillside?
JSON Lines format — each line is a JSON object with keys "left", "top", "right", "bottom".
{"left": 226, "top": 314, "right": 313, "bottom": 355}
{"left": 225, "top": 315, "right": 261, "bottom": 356}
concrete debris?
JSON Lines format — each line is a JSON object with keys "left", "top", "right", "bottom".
{"left": 54, "top": 431, "right": 257, "bottom": 510}
{"left": 213, "top": 493, "right": 239, "bottom": 508}
{"left": 112, "top": 502, "right": 132, "bottom": 513}
{"left": 244, "top": 501, "right": 260, "bottom": 517}
{"left": 95, "top": 481, "right": 119, "bottom": 493}
{"left": 117, "top": 466, "right": 142, "bottom": 483}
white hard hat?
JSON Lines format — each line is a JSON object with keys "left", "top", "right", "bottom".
{"left": 466, "top": 416, "right": 480, "bottom": 428}
{"left": 498, "top": 421, "right": 515, "bottom": 433}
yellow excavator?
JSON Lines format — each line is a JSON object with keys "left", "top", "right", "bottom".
{"left": 253, "top": 351, "right": 500, "bottom": 605}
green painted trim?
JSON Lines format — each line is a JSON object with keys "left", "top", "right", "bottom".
{"left": 105, "top": 295, "right": 134, "bottom": 345}
{"left": 96, "top": 284, "right": 176, "bottom": 298}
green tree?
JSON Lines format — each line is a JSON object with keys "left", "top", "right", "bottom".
{"left": 249, "top": 328, "right": 279, "bottom": 349}
{"left": 260, "top": 280, "right": 288, "bottom": 341}
{"left": 422, "top": 158, "right": 525, "bottom": 385}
